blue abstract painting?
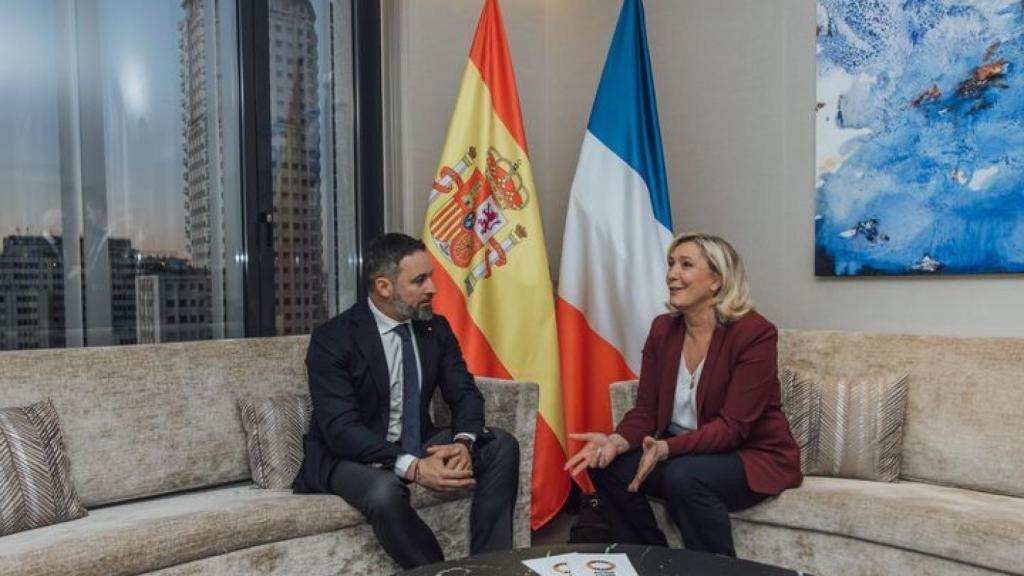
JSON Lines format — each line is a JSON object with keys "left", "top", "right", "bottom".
{"left": 815, "top": 0, "right": 1024, "bottom": 276}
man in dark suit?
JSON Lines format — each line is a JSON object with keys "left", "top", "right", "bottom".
{"left": 293, "top": 233, "right": 519, "bottom": 569}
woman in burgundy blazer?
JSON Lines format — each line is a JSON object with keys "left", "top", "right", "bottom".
{"left": 565, "top": 233, "right": 802, "bottom": 557}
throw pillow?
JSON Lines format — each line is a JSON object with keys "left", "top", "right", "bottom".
{"left": 781, "top": 368, "right": 909, "bottom": 482}
{"left": 0, "top": 399, "right": 87, "bottom": 536}
{"left": 238, "top": 394, "right": 312, "bottom": 489}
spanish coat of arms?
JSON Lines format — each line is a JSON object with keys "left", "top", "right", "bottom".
{"left": 428, "top": 146, "right": 530, "bottom": 294}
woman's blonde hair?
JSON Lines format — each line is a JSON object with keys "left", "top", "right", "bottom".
{"left": 667, "top": 232, "right": 754, "bottom": 323}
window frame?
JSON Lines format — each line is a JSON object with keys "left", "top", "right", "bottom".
{"left": 237, "top": 0, "right": 383, "bottom": 338}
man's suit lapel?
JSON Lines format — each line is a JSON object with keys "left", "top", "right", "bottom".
{"left": 351, "top": 302, "right": 390, "bottom": 399}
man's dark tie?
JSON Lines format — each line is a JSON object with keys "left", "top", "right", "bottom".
{"left": 393, "top": 323, "right": 422, "bottom": 457}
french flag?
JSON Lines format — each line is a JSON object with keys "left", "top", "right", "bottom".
{"left": 556, "top": 0, "right": 673, "bottom": 491}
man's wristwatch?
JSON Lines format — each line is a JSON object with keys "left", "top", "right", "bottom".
{"left": 454, "top": 436, "right": 474, "bottom": 453}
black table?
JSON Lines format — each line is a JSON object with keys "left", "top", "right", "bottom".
{"left": 402, "top": 544, "right": 804, "bottom": 575}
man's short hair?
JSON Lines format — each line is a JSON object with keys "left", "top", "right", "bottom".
{"left": 363, "top": 233, "right": 427, "bottom": 292}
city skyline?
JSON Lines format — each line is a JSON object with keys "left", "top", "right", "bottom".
{"left": 0, "top": 230, "right": 213, "bottom": 350}
{"left": 1, "top": 0, "right": 341, "bottom": 350}
{"left": 0, "top": 0, "right": 189, "bottom": 257}
{"left": 0, "top": 0, "right": 333, "bottom": 261}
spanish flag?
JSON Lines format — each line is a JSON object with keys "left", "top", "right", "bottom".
{"left": 422, "top": 0, "right": 568, "bottom": 530}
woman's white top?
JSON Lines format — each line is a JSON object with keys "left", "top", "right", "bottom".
{"left": 668, "top": 357, "right": 704, "bottom": 435}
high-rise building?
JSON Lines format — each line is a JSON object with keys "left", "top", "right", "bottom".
{"left": 269, "top": 0, "right": 327, "bottom": 335}
{"left": 0, "top": 235, "right": 139, "bottom": 350}
{"left": 180, "top": 0, "right": 217, "bottom": 272}
{"left": 107, "top": 238, "right": 142, "bottom": 346}
{"left": 0, "top": 236, "right": 65, "bottom": 350}
{"left": 180, "top": 0, "right": 324, "bottom": 336}
{"left": 180, "top": 0, "right": 243, "bottom": 340}
{"left": 136, "top": 257, "right": 212, "bottom": 344}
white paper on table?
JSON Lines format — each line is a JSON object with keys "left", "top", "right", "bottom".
{"left": 565, "top": 553, "right": 639, "bottom": 576}
{"left": 522, "top": 552, "right": 578, "bottom": 575}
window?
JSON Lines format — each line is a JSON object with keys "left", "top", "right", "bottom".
{"left": 0, "top": 0, "right": 376, "bottom": 352}
{"left": 0, "top": 0, "right": 241, "bottom": 348}
{"left": 267, "top": 0, "right": 357, "bottom": 337}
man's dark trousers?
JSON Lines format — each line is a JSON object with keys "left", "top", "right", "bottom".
{"left": 328, "top": 428, "right": 519, "bottom": 569}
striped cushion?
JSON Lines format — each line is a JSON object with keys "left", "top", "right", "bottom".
{"left": 782, "top": 369, "right": 909, "bottom": 482}
{"left": 238, "top": 394, "right": 312, "bottom": 489}
{"left": 0, "top": 399, "right": 86, "bottom": 536}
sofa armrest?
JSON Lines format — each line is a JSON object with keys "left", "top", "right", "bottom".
{"left": 609, "top": 380, "right": 639, "bottom": 428}
{"left": 432, "top": 377, "right": 538, "bottom": 549}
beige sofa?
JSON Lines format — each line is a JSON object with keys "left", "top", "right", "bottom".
{"left": 0, "top": 336, "right": 537, "bottom": 575}
{"left": 611, "top": 329, "right": 1024, "bottom": 576}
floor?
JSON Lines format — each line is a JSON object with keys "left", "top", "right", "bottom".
{"left": 530, "top": 510, "right": 575, "bottom": 546}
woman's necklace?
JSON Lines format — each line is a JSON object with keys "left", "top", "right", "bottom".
{"left": 682, "top": 334, "right": 709, "bottom": 389}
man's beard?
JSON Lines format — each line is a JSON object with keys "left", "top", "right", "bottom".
{"left": 392, "top": 294, "right": 433, "bottom": 321}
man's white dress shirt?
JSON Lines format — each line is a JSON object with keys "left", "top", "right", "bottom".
{"left": 367, "top": 298, "right": 474, "bottom": 478}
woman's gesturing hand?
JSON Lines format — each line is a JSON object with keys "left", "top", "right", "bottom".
{"left": 563, "top": 432, "right": 629, "bottom": 477}
{"left": 628, "top": 436, "right": 669, "bottom": 492}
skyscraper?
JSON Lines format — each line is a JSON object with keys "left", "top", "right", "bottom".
{"left": 181, "top": 0, "right": 325, "bottom": 336}
{"left": 0, "top": 236, "right": 65, "bottom": 350}
{"left": 0, "top": 235, "right": 140, "bottom": 350}
{"left": 136, "top": 256, "right": 212, "bottom": 344}
{"left": 107, "top": 238, "right": 142, "bottom": 346}
{"left": 180, "top": 0, "right": 245, "bottom": 338}
{"left": 180, "top": 0, "right": 215, "bottom": 272}
{"left": 269, "top": 0, "right": 326, "bottom": 335}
